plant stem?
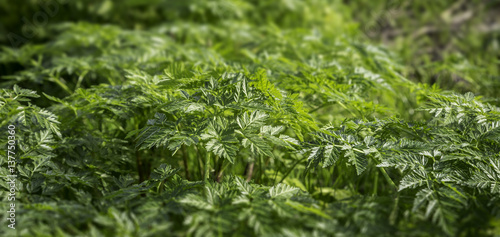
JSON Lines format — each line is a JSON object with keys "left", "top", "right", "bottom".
{"left": 372, "top": 169, "right": 379, "bottom": 196}
{"left": 204, "top": 152, "right": 211, "bottom": 182}
{"left": 136, "top": 150, "right": 144, "bottom": 183}
{"left": 216, "top": 159, "right": 226, "bottom": 183}
{"left": 380, "top": 167, "right": 398, "bottom": 192}
{"left": 195, "top": 146, "right": 203, "bottom": 180}
{"left": 215, "top": 156, "right": 228, "bottom": 182}
{"left": 48, "top": 75, "right": 72, "bottom": 95}
{"left": 246, "top": 162, "right": 254, "bottom": 182}
{"left": 389, "top": 193, "right": 400, "bottom": 225}
{"left": 279, "top": 157, "right": 307, "bottom": 183}
{"left": 272, "top": 161, "right": 281, "bottom": 185}
{"left": 258, "top": 155, "right": 262, "bottom": 184}
{"left": 215, "top": 157, "right": 222, "bottom": 182}
{"left": 182, "top": 145, "right": 190, "bottom": 180}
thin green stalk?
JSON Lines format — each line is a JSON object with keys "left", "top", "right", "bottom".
{"left": 195, "top": 147, "right": 203, "bottom": 180}
{"left": 182, "top": 145, "right": 190, "bottom": 180}
{"left": 380, "top": 167, "right": 398, "bottom": 192}
{"left": 279, "top": 157, "right": 307, "bottom": 183}
{"left": 372, "top": 169, "right": 379, "bottom": 196}
{"left": 216, "top": 159, "right": 230, "bottom": 183}
{"left": 389, "top": 193, "right": 400, "bottom": 225}
{"left": 48, "top": 76, "right": 72, "bottom": 95}
{"left": 74, "top": 70, "right": 88, "bottom": 92}
{"left": 272, "top": 161, "right": 281, "bottom": 185}
{"left": 204, "top": 152, "right": 211, "bottom": 182}
{"left": 258, "top": 155, "right": 262, "bottom": 184}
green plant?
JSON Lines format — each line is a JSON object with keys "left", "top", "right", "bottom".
{"left": 1, "top": 1, "right": 499, "bottom": 236}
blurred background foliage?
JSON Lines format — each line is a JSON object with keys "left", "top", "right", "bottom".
{"left": 1, "top": 0, "right": 499, "bottom": 111}
{"left": 345, "top": 0, "right": 500, "bottom": 99}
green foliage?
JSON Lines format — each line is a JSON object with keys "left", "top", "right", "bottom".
{"left": 1, "top": 0, "right": 499, "bottom": 236}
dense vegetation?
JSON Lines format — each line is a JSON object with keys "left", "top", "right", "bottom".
{"left": 1, "top": 0, "right": 499, "bottom": 236}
